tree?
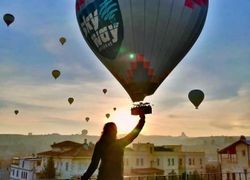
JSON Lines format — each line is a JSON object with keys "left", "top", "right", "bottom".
{"left": 41, "top": 157, "right": 56, "bottom": 179}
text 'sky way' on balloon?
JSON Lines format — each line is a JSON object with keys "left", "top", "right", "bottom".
{"left": 68, "top": 97, "right": 74, "bottom": 105}
{"left": 3, "top": 13, "right": 15, "bottom": 26}
{"left": 52, "top": 70, "right": 61, "bottom": 79}
{"left": 105, "top": 113, "right": 110, "bottom": 119}
{"left": 85, "top": 117, "right": 90, "bottom": 122}
{"left": 102, "top": 89, "right": 107, "bottom": 94}
{"left": 14, "top": 110, "right": 19, "bottom": 115}
{"left": 59, "top": 37, "right": 66, "bottom": 45}
{"left": 76, "top": 0, "right": 208, "bottom": 102}
{"left": 188, "top": 89, "right": 205, "bottom": 109}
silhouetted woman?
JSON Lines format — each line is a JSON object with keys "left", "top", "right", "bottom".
{"left": 81, "top": 114, "right": 145, "bottom": 180}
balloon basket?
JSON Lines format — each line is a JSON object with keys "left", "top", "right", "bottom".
{"left": 131, "top": 103, "right": 152, "bottom": 115}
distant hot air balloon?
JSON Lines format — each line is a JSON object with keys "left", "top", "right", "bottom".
{"left": 59, "top": 37, "right": 66, "bottom": 45}
{"left": 52, "top": 70, "right": 61, "bottom": 79}
{"left": 14, "top": 110, "right": 19, "bottom": 115}
{"left": 3, "top": 13, "right": 15, "bottom": 26}
{"left": 188, "top": 89, "right": 205, "bottom": 109}
{"left": 76, "top": 0, "right": 209, "bottom": 104}
{"left": 81, "top": 129, "right": 88, "bottom": 135}
{"left": 105, "top": 113, "right": 110, "bottom": 119}
{"left": 102, "top": 89, "right": 107, "bottom": 94}
{"left": 68, "top": 97, "right": 74, "bottom": 105}
{"left": 85, "top": 117, "right": 90, "bottom": 122}
{"left": 113, "top": 107, "right": 116, "bottom": 111}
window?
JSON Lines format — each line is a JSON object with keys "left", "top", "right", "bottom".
{"left": 168, "top": 158, "right": 171, "bottom": 166}
{"left": 136, "top": 158, "right": 140, "bottom": 166}
{"left": 65, "top": 162, "right": 69, "bottom": 171}
{"left": 16, "top": 170, "right": 19, "bottom": 177}
{"left": 140, "top": 158, "right": 144, "bottom": 166}
{"left": 189, "top": 158, "right": 192, "bottom": 165}
{"left": 12, "top": 169, "right": 15, "bottom": 176}
{"left": 242, "top": 150, "right": 246, "bottom": 156}
{"left": 157, "top": 158, "right": 160, "bottom": 166}
{"left": 22, "top": 161, "right": 25, "bottom": 168}
{"left": 179, "top": 159, "right": 182, "bottom": 166}
{"left": 172, "top": 158, "right": 174, "bottom": 166}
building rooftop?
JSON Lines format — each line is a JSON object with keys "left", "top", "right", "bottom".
{"left": 51, "top": 141, "right": 82, "bottom": 148}
{"left": 218, "top": 136, "right": 250, "bottom": 154}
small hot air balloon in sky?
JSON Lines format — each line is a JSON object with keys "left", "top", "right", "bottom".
{"left": 102, "top": 89, "right": 107, "bottom": 94}
{"left": 14, "top": 110, "right": 19, "bottom": 115}
{"left": 3, "top": 13, "right": 15, "bottom": 26}
{"left": 52, "top": 70, "right": 61, "bottom": 79}
{"left": 105, "top": 113, "right": 110, "bottom": 119}
{"left": 85, "top": 117, "right": 90, "bottom": 122}
{"left": 68, "top": 97, "right": 74, "bottom": 105}
{"left": 81, "top": 129, "right": 88, "bottom": 135}
{"left": 188, "top": 89, "right": 205, "bottom": 109}
{"left": 113, "top": 107, "right": 116, "bottom": 111}
{"left": 59, "top": 37, "right": 66, "bottom": 45}
{"left": 76, "top": 0, "right": 209, "bottom": 105}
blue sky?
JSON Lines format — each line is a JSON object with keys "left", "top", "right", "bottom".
{"left": 0, "top": 0, "right": 249, "bottom": 136}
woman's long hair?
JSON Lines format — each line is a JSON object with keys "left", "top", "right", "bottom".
{"left": 99, "top": 122, "right": 117, "bottom": 144}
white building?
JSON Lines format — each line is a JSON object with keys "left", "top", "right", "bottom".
{"left": 218, "top": 136, "right": 250, "bottom": 180}
{"left": 37, "top": 139, "right": 94, "bottom": 179}
{"left": 9, "top": 157, "right": 42, "bottom": 180}
{"left": 124, "top": 143, "right": 205, "bottom": 176}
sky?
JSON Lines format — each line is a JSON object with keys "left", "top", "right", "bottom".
{"left": 0, "top": 0, "right": 249, "bottom": 136}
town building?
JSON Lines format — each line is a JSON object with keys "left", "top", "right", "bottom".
{"left": 37, "top": 139, "right": 94, "bottom": 179}
{"left": 218, "top": 135, "right": 250, "bottom": 180}
{"left": 9, "top": 156, "right": 42, "bottom": 180}
{"left": 124, "top": 143, "right": 205, "bottom": 177}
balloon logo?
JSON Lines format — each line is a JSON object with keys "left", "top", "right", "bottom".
{"left": 52, "top": 70, "right": 61, "bottom": 79}
{"left": 14, "top": 110, "right": 19, "bottom": 115}
{"left": 68, "top": 97, "right": 74, "bottom": 105}
{"left": 105, "top": 113, "right": 110, "bottom": 119}
{"left": 85, "top": 117, "right": 90, "bottom": 122}
{"left": 76, "top": 0, "right": 209, "bottom": 102}
{"left": 103, "top": 89, "right": 107, "bottom": 94}
{"left": 3, "top": 13, "right": 15, "bottom": 26}
{"left": 188, "top": 89, "right": 205, "bottom": 109}
{"left": 59, "top": 37, "right": 66, "bottom": 45}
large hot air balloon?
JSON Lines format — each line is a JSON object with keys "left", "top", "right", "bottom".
{"left": 59, "top": 37, "right": 66, "bottom": 45}
{"left": 3, "top": 13, "right": 15, "bottom": 26}
{"left": 14, "top": 110, "right": 19, "bottom": 115}
{"left": 188, "top": 89, "right": 204, "bottom": 109}
{"left": 52, "top": 70, "right": 61, "bottom": 79}
{"left": 76, "top": 0, "right": 208, "bottom": 113}
{"left": 68, "top": 97, "right": 74, "bottom": 105}
{"left": 113, "top": 107, "right": 116, "bottom": 111}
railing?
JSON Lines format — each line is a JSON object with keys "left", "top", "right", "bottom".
{"left": 87, "top": 172, "right": 250, "bottom": 180}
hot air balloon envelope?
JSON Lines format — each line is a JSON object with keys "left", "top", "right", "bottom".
{"left": 76, "top": 0, "right": 209, "bottom": 102}
{"left": 52, "top": 70, "right": 61, "bottom": 79}
{"left": 105, "top": 113, "right": 110, "bottom": 119}
{"left": 59, "top": 37, "right": 66, "bottom": 45}
{"left": 3, "top": 13, "right": 15, "bottom": 26}
{"left": 68, "top": 97, "right": 74, "bottom": 105}
{"left": 103, "top": 89, "right": 107, "bottom": 94}
{"left": 14, "top": 110, "right": 19, "bottom": 115}
{"left": 188, "top": 89, "right": 205, "bottom": 109}
{"left": 85, "top": 117, "right": 90, "bottom": 122}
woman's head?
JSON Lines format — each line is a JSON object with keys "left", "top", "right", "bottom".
{"left": 101, "top": 122, "right": 117, "bottom": 141}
